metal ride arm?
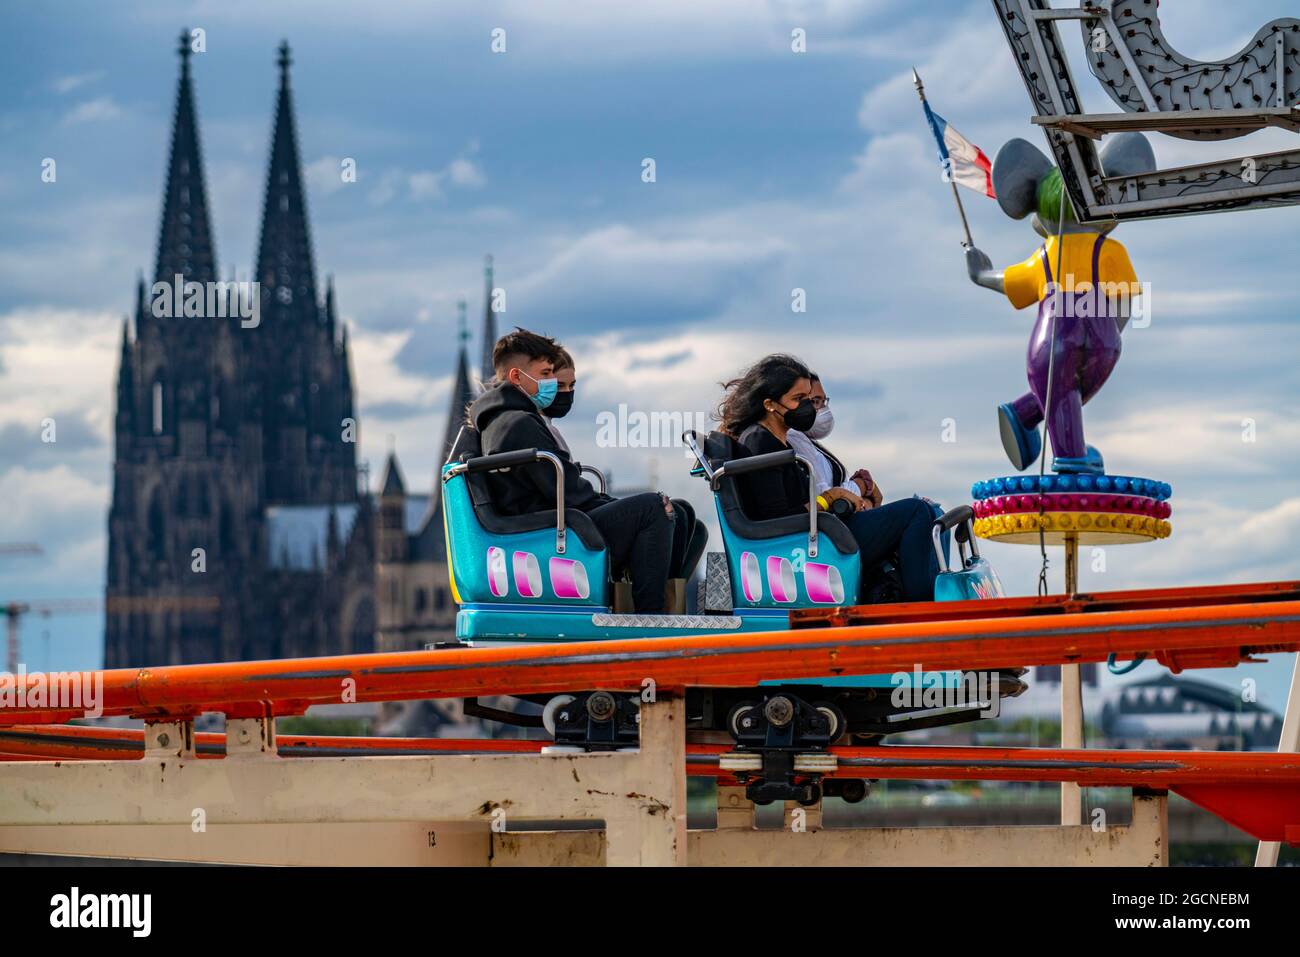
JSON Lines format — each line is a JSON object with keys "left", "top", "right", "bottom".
{"left": 682, "top": 429, "right": 714, "bottom": 481}
{"left": 579, "top": 464, "right": 607, "bottom": 494}
{"left": 443, "top": 447, "right": 568, "bottom": 553}
{"left": 931, "top": 504, "right": 979, "bottom": 571}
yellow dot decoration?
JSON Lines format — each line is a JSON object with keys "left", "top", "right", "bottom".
{"left": 974, "top": 512, "right": 1171, "bottom": 545}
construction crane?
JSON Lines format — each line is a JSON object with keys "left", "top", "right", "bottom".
{"left": 0, "top": 599, "right": 101, "bottom": 674}
{"left": 0, "top": 595, "right": 220, "bottom": 673}
{"left": 0, "top": 543, "right": 42, "bottom": 556}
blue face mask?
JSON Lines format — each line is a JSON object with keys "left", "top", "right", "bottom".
{"left": 520, "top": 370, "right": 558, "bottom": 410}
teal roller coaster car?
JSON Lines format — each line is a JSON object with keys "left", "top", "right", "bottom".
{"left": 439, "top": 426, "right": 1025, "bottom": 800}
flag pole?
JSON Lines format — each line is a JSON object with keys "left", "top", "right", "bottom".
{"left": 913, "top": 68, "right": 975, "bottom": 250}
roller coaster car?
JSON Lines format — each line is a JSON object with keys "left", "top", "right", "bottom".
{"left": 440, "top": 427, "right": 1026, "bottom": 801}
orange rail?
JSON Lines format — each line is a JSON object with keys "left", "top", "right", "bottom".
{"left": 790, "top": 579, "right": 1300, "bottom": 628}
{"left": 1, "top": 593, "right": 1297, "bottom": 725}
{"left": 4, "top": 724, "right": 1296, "bottom": 842}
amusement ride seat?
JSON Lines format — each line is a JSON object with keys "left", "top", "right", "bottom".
{"left": 441, "top": 427, "right": 611, "bottom": 609}
{"left": 687, "top": 430, "right": 864, "bottom": 609}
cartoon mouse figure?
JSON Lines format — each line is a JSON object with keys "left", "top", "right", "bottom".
{"left": 965, "top": 133, "right": 1155, "bottom": 475}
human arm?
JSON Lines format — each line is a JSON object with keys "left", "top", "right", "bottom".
{"left": 736, "top": 429, "right": 808, "bottom": 521}
{"left": 495, "top": 414, "right": 605, "bottom": 511}
{"left": 849, "top": 468, "right": 884, "bottom": 508}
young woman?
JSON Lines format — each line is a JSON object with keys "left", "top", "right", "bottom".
{"left": 716, "top": 355, "right": 940, "bottom": 602}
{"left": 786, "top": 373, "right": 883, "bottom": 509}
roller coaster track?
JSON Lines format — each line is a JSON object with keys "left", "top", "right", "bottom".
{"left": 1, "top": 580, "right": 1295, "bottom": 724}
{"left": 2, "top": 580, "right": 1296, "bottom": 861}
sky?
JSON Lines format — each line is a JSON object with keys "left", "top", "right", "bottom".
{"left": 0, "top": 1, "right": 1297, "bottom": 711}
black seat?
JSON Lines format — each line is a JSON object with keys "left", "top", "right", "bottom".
{"left": 703, "top": 431, "right": 859, "bottom": 557}
{"left": 447, "top": 427, "right": 607, "bottom": 552}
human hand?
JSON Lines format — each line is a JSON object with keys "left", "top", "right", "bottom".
{"left": 852, "top": 470, "right": 883, "bottom": 507}
{"left": 823, "top": 487, "right": 867, "bottom": 512}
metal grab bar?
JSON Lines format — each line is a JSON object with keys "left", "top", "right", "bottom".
{"left": 682, "top": 430, "right": 714, "bottom": 481}
{"left": 710, "top": 449, "right": 820, "bottom": 559}
{"left": 443, "top": 448, "right": 568, "bottom": 554}
{"left": 932, "top": 506, "right": 980, "bottom": 571}
{"left": 579, "top": 464, "right": 607, "bottom": 494}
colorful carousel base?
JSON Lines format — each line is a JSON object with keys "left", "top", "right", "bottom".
{"left": 971, "top": 473, "right": 1172, "bottom": 546}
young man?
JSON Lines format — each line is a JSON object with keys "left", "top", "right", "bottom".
{"left": 467, "top": 328, "right": 679, "bottom": 613}
{"left": 547, "top": 343, "right": 707, "bottom": 593}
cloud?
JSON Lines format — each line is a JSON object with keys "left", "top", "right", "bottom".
{"left": 305, "top": 155, "right": 349, "bottom": 196}
{"left": 132, "top": 0, "right": 889, "bottom": 61}
{"left": 407, "top": 169, "right": 445, "bottom": 201}
{"left": 504, "top": 223, "right": 791, "bottom": 336}
{"left": 62, "top": 96, "right": 123, "bottom": 125}
{"left": 0, "top": 414, "right": 105, "bottom": 466}
{"left": 0, "top": 464, "right": 108, "bottom": 584}
{"left": 52, "top": 71, "right": 105, "bottom": 95}
{"left": 0, "top": 307, "right": 118, "bottom": 451}
{"left": 366, "top": 144, "right": 487, "bottom": 206}
{"left": 3, "top": 0, "right": 1299, "bottom": 678}
{"left": 448, "top": 156, "right": 486, "bottom": 188}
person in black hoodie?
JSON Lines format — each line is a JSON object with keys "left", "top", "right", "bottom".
{"left": 467, "top": 328, "right": 683, "bottom": 614}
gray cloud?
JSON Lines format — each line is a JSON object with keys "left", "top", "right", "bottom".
{"left": 0, "top": 412, "right": 104, "bottom": 466}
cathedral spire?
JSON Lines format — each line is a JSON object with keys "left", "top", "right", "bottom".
{"left": 478, "top": 254, "right": 497, "bottom": 389}
{"left": 154, "top": 28, "right": 217, "bottom": 286}
{"left": 133, "top": 271, "right": 146, "bottom": 326}
{"left": 324, "top": 274, "right": 337, "bottom": 339}
{"left": 442, "top": 300, "right": 475, "bottom": 464}
{"left": 115, "top": 319, "right": 135, "bottom": 433}
{"left": 255, "top": 39, "right": 318, "bottom": 329}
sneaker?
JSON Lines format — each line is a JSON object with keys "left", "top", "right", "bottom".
{"left": 998, "top": 403, "right": 1042, "bottom": 471}
{"left": 1052, "top": 445, "right": 1105, "bottom": 475}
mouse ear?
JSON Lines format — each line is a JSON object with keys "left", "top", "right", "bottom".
{"left": 992, "top": 139, "right": 1054, "bottom": 220}
{"left": 1099, "top": 132, "right": 1157, "bottom": 179}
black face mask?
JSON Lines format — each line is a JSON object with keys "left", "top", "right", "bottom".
{"left": 547, "top": 390, "right": 575, "bottom": 419}
{"left": 780, "top": 398, "right": 817, "bottom": 433}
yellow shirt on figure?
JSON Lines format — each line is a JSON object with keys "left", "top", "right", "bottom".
{"left": 1002, "top": 234, "right": 1138, "bottom": 310}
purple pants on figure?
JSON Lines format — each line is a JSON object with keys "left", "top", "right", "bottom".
{"left": 1007, "top": 236, "right": 1122, "bottom": 465}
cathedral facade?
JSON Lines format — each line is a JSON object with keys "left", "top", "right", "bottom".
{"left": 106, "top": 35, "right": 485, "bottom": 669}
{"left": 105, "top": 38, "right": 374, "bottom": 667}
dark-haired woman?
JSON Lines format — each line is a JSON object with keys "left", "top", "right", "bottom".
{"left": 716, "top": 355, "right": 940, "bottom": 602}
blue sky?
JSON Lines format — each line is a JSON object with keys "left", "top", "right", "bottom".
{"left": 0, "top": 1, "right": 1297, "bottom": 711}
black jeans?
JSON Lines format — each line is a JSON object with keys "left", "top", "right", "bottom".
{"left": 587, "top": 493, "right": 675, "bottom": 613}
{"left": 844, "top": 498, "right": 939, "bottom": 602}
{"left": 668, "top": 498, "right": 708, "bottom": 582}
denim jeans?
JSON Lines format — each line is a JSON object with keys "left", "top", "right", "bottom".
{"left": 843, "top": 497, "right": 940, "bottom": 602}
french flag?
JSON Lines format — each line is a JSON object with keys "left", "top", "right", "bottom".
{"left": 922, "top": 100, "right": 996, "bottom": 199}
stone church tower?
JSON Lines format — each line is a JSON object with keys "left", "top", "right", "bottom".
{"left": 105, "top": 35, "right": 371, "bottom": 667}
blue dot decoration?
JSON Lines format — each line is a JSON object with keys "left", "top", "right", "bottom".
{"left": 971, "top": 474, "right": 1172, "bottom": 502}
